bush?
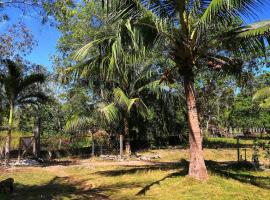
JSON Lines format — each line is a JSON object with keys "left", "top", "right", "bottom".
{"left": 0, "top": 131, "right": 32, "bottom": 150}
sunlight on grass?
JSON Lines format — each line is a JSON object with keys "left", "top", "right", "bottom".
{"left": 0, "top": 147, "right": 269, "bottom": 200}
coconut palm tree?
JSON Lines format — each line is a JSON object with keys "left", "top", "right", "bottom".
{"left": 64, "top": 58, "right": 171, "bottom": 155}
{"left": 0, "top": 59, "right": 47, "bottom": 165}
{"left": 79, "top": 0, "right": 270, "bottom": 180}
{"left": 69, "top": 14, "right": 173, "bottom": 155}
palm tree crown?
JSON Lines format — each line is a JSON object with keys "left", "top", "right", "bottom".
{"left": 0, "top": 59, "right": 47, "bottom": 108}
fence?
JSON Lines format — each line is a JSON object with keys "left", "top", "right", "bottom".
{"left": 208, "top": 126, "right": 268, "bottom": 138}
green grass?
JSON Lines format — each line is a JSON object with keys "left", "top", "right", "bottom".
{"left": 0, "top": 146, "right": 269, "bottom": 200}
{"left": 203, "top": 137, "right": 270, "bottom": 151}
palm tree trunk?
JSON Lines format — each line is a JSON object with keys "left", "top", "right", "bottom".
{"left": 183, "top": 75, "right": 208, "bottom": 180}
{"left": 124, "top": 117, "right": 131, "bottom": 155}
{"left": 5, "top": 105, "right": 14, "bottom": 166}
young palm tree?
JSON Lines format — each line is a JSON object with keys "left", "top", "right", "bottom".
{"left": 100, "top": 87, "right": 148, "bottom": 155}
{"left": 70, "top": 14, "right": 171, "bottom": 155}
{"left": 88, "top": 0, "right": 270, "bottom": 180}
{"left": 0, "top": 59, "right": 47, "bottom": 165}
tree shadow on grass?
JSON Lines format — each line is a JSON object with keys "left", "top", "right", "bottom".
{"left": 206, "top": 160, "right": 270, "bottom": 189}
{"left": 94, "top": 161, "right": 186, "bottom": 177}
{"left": 3, "top": 176, "right": 111, "bottom": 200}
{"left": 136, "top": 168, "right": 188, "bottom": 196}
{"left": 134, "top": 159, "right": 189, "bottom": 196}
{"left": 94, "top": 159, "right": 189, "bottom": 196}
{"left": 3, "top": 159, "right": 268, "bottom": 200}
{"left": 130, "top": 159, "right": 270, "bottom": 196}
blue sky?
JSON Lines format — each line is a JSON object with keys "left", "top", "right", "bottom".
{"left": 0, "top": 7, "right": 60, "bottom": 71}
{"left": 1, "top": 4, "right": 270, "bottom": 72}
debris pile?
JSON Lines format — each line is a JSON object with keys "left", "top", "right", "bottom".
{"left": 12, "top": 159, "right": 41, "bottom": 166}
{"left": 99, "top": 154, "right": 161, "bottom": 161}
{"left": 137, "top": 154, "right": 160, "bottom": 161}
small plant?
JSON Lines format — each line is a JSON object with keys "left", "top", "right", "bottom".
{"left": 93, "top": 130, "right": 110, "bottom": 155}
{"left": 70, "top": 136, "right": 92, "bottom": 149}
{"left": 93, "top": 130, "right": 110, "bottom": 146}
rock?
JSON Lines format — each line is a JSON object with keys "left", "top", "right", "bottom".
{"left": 99, "top": 154, "right": 160, "bottom": 161}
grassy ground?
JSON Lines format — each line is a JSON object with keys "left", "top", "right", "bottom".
{"left": 0, "top": 139, "right": 270, "bottom": 200}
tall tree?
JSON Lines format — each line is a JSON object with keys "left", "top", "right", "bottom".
{"left": 91, "top": 0, "right": 270, "bottom": 180}
{"left": 52, "top": 2, "right": 170, "bottom": 155}
{"left": 0, "top": 59, "right": 47, "bottom": 165}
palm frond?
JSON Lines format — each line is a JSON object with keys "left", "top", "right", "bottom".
{"left": 17, "top": 92, "right": 48, "bottom": 104}
{"left": 99, "top": 103, "right": 119, "bottom": 124}
{"left": 138, "top": 80, "right": 169, "bottom": 97}
{"left": 65, "top": 115, "right": 95, "bottom": 133}
{"left": 113, "top": 88, "right": 130, "bottom": 109}
{"left": 19, "top": 74, "right": 46, "bottom": 91}
{"left": 235, "top": 20, "right": 270, "bottom": 38}
{"left": 200, "top": 0, "right": 266, "bottom": 26}
{"left": 253, "top": 87, "right": 270, "bottom": 102}
{"left": 128, "top": 97, "right": 148, "bottom": 117}
{"left": 0, "top": 59, "right": 47, "bottom": 107}
{"left": 3, "top": 59, "right": 22, "bottom": 79}
{"left": 258, "top": 97, "right": 270, "bottom": 109}
{"left": 73, "top": 36, "right": 115, "bottom": 61}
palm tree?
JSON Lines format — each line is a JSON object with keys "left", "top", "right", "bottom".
{"left": 0, "top": 59, "right": 47, "bottom": 165}
{"left": 69, "top": 14, "right": 171, "bottom": 156}
{"left": 100, "top": 87, "right": 148, "bottom": 155}
{"left": 86, "top": 0, "right": 270, "bottom": 180}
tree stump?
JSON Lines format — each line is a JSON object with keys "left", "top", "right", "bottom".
{"left": 0, "top": 178, "right": 14, "bottom": 193}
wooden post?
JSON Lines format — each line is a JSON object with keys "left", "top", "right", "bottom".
{"left": 17, "top": 139, "right": 21, "bottom": 162}
{"left": 237, "top": 137, "right": 240, "bottom": 163}
{"left": 90, "top": 131, "right": 95, "bottom": 157}
{"left": 229, "top": 127, "right": 232, "bottom": 137}
{"left": 120, "top": 134, "right": 123, "bottom": 158}
{"left": 33, "top": 136, "right": 37, "bottom": 156}
{"left": 58, "top": 139, "right": 62, "bottom": 150}
{"left": 100, "top": 144, "right": 103, "bottom": 155}
{"left": 91, "top": 140, "right": 95, "bottom": 157}
{"left": 33, "top": 117, "right": 41, "bottom": 157}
